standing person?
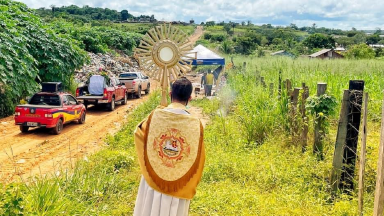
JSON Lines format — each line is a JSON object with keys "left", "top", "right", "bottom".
{"left": 200, "top": 71, "right": 207, "bottom": 89}
{"left": 134, "top": 77, "right": 205, "bottom": 216}
{"left": 205, "top": 70, "right": 214, "bottom": 96}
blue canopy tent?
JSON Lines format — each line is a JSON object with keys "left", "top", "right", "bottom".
{"left": 188, "top": 45, "right": 225, "bottom": 66}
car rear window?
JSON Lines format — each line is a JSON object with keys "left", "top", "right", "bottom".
{"left": 119, "top": 73, "right": 138, "bottom": 79}
{"left": 29, "top": 95, "right": 61, "bottom": 106}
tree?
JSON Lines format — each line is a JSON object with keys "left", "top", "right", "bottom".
{"left": 366, "top": 34, "right": 380, "bottom": 44}
{"left": 344, "top": 44, "right": 375, "bottom": 59}
{"left": 223, "top": 23, "right": 231, "bottom": 34}
{"left": 303, "top": 33, "right": 335, "bottom": 49}
{"left": 50, "top": 4, "right": 56, "bottom": 16}
{"left": 121, "top": 10, "right": 129, "bottom": 21}
{"left": 290, "top": 23, "right": 298, "bottom": 30}
{"left": 375, "top": 47, "right": 384, "bottom": 57}
{"left": 220, "top": 40, "right": 233, "bottom": 54}
{"left": 375, "top": 28, "right": 382, "bottom": 35}
{"left": 229, "top": 21, "right": 238, "bottom": 33}
{"left": 335, "top": 37, "right": 354, "bottom": 48}
{"left": 205, "top": 21, "right": 215, "bottom": 27}
{"left": 241, "top": 21, "right": 246, "bottom": 26}
{"left": 353, "top": 32, "right": 367, "bottom": 44}
{"left": 247, "top": 20, "right": 252, "bottom": 26}
{"left": 234, "top": 31, "right": 262, "bottom": 54}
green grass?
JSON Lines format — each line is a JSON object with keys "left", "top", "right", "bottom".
{"left": 189, "top": 56, "right": 384, "bottom": 215}
{"left": 2, "top": 56, "right": 384, "bottom": 215}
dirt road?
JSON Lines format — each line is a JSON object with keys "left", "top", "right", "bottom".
{"left": 188, "top": 25, "right": 204, "bottom": 44}
{"left": 0, "top": 95, "right": 153, "bottom": 183}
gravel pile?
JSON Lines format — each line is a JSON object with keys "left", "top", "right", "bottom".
{"left": 74, "top": 53, "right": 140, "bottom": 83}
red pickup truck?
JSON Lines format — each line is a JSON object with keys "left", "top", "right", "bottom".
{"left": 76, "top": 75, "right": 127, "bottom": 111}
{"left": 14, "top": 82, "right": 86, "bottom": 134}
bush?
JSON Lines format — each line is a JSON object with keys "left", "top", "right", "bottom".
{"left": 344, "top": 43, "right": 375, "bottom": 59}
{"left": 0, "top": 0, "right": 88, "bottom": 118}
{"left": 203, "top": 32, "right": 212, "bottom": 40}
{"left": 210, "top": 34, "right": 226, "bottom": 42}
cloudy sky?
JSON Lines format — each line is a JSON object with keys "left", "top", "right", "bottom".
{"left": 19, "top": 0, "right": 384, "bottom": 30}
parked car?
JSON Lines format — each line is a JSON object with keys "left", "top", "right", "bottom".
{"left": 76, "top": 75, "right": 127, "bottom": 111}
{"left": 14, "top": 82, "right": 86, "bottom": 134}
{"left": 118, "top": 72, "right": 150, "bottom": 98}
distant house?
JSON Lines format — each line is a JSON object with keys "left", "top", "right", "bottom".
{"left": 369, "top": 44, "right": 384, "bottom": 50}
{"left": 334, "top": 47, "right": 346, "bottom": 52}
{"left": 309, "top": 49, "right": 344, "bottom": 59}
{"left": 271, "top": 50, "right": 294, "bottom": 57}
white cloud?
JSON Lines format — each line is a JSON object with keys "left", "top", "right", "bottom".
{"left": 17, "top": 0, "right": 384, "bottom": 29}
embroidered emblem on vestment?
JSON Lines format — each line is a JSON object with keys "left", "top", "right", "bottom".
{"left": 153, "top": 128, "right": 191, "bottom": 168}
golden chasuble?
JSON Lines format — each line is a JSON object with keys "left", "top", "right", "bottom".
{"left": 134, "top": 104, "right": 205, "bottom": 200}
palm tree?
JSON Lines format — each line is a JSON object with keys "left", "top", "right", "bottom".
{"left": 50, "top": 5, "right": 56, "bottom": 16}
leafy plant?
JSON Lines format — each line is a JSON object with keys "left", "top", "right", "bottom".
{"left": 0, "top": 0, "right": 88, "bottom": 117}
{"left": 0, "top": 184, "right": 25, "bottom": 216}
{"left": 306, "top": 94, "right": 337, "bottom": 119}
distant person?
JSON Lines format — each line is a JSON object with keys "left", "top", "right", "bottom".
{"left": 133, "top": 77, "right": 205, "bottom": 216}
{"left": 200, "top": 71, "right": 207, "bottom": 88}
{"left": 205, "top": 70, "right": 215, "bottom": 96}
{"left": 213, "top": 65, "right": 222, "bottom": 80}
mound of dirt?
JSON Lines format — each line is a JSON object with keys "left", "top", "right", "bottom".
{"left": 74, "top": 53, "right": 140, "bottom": 83}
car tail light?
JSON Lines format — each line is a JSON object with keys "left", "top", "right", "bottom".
{"left": 103, "top": 88, "right": 107, "bottom": 98}
{"left": 76, "top": 88, "right": 79, "bottom": 97}
{"left": 45, "top": 114, "right": 53, "bottom": 118}
{"left": 15, "top": 112, "right": 21, "bottom": 116}
{"left": 132, "top": 81, "right": 136, "bottom": 86}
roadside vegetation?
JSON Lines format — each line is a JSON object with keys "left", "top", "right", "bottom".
{"left": 189, "top": 56, "right": 384, "bottom": 215}
{"left": 2, "top": 56, "right": 384, "bottom": 215}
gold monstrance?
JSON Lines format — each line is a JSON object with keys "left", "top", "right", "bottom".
{"left": 134, "top": 24, "right": 194, "bottom": 106}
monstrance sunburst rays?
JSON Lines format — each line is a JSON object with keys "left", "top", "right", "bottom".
{"left": 134, "top": 23, "right": 195, "bottom": 106}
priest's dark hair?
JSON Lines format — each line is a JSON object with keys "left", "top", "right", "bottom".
{"left": 171, "top": 77, "right": 193, "bottom": 102}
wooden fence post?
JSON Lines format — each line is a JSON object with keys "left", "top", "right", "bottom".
{"left": 291, "top": 88, "right": 301, "bottom": 144}
{"left": 313, "top": 83, "right": 327, "bottom": 159}
{"left": 331, "top": 90, "right": 350, "bottom": 192}
{"left": 341, "top": 80, "right": 364, "bottom": 190}
{"left": 243, "top": 62, "right": 246, "bottom": 71}
{"left": 374, "top": 92, "right": 384, "bottom": 216}
{"left": 261, "top": 77, "right": 266, "bottom": 88}
{"left": 269, "top": 83, "right": 274, "bottom": 97}
{"left": 278, "top": 70, "right": 282, "bottom": 98}
{"left": 286, "top": 79, "right": 292, "bottom": 96}
{"left": 358, "top": 92, "right": 368, "bottom": 216}
{"left": 255, "top": 70, "right": 260, "bottom": 86}
{"left": 331, "top": 81, "right": 364, "bottom": 192}
{"left": 300, "top": 83, "right": 309, "bottom": 152}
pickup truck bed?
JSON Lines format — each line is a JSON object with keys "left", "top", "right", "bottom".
{"left": 118, "top": 72, "right": 150, "bottom": 98}
{"left": 76, "top": 75, "right": 128, "bottom": 111}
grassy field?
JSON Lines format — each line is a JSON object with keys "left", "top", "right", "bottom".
{"left": 189, "top": 56, "right": 384, "bottom": 215}
{"left": 1, "top": 56, "right": 384, "bottom": 215}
